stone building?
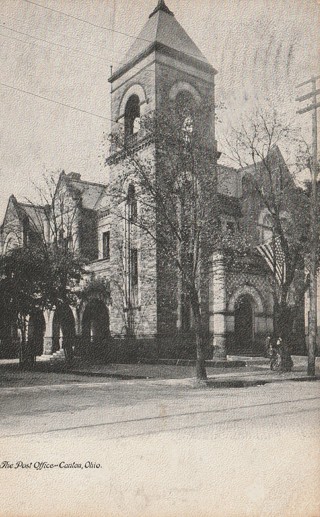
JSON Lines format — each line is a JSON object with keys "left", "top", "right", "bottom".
{"left": 0, "top": 0, "right": 307, "bottom": 361}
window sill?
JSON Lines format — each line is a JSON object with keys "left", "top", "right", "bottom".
{"left": 90, "top": 257, "right": 110, "bottom": 264}
{"left": 123, "top": 305, "right": 141, "bottom": 312}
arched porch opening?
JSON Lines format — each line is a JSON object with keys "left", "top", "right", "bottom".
{"left": 0, "top": 309, "right": 19, "bottom": 359}
{"left": 52, "top": 305, "right": 76, "bottom": 353}
{"left": 28, "top": 311, "right": 46, "bottom": 356}
{"left": 81, "top": 299, "right": 110, "bottom": 361}
{"left": 234, "top": 295, "right": 254, "bottom": 354}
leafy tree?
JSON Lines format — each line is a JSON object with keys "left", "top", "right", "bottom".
{"left": 0, "top": 172, "right": 85, "bottom": 368}
{"left": 0, "top": 246, "right": 45, "bottom": 367}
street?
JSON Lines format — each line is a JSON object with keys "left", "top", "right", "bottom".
{"left": 1, "top": 379, "right": 319, "bottom": 517}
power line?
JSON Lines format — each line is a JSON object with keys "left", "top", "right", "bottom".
{"left": 0, "top": 21, "right": 154, "bottom": 73}
{"left": 0, "top": 31, "right": 100, "bottom": 69}
{"left": 0, "top": 80, "right": 120, "bottom": 124}
{"left": 2, "top": 11, "right": 120, "bottom": 57}
{"left": 22, "top": 0, "right": 210, "bottom": 66}
{"left": 22, "top": 0, "right": 152, "bottom": 43}
{"left": 1, "top": 23, "right": 109, "bottom": 63}
{"left": 0, "top": 31, "right": 114, "bottom": 80}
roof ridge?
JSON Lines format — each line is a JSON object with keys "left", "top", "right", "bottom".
{"left": 68, "top": 178, "right": 107, "bottom": 188}
{"left": 17, "top": 201, "right": 45, "bottom": 209}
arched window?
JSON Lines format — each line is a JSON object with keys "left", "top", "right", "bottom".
{"left": 279, "top": 212, "right": 291, "bottom": 238}
{"left": 182, "top": 115, "right": 194, "bottom": 143}
{"left": 222, "top": 217, "right": 237, "bottom": 234}
{"left": 127, "top": 183, "right": 137, "bottom": 222}
{"left": 124, "top": 95, "right": 140, "bottom": 142}
{"left": 3, "top": 232, "right": 19, "bottom": 253}
{"left": 259, "top": 212, "right": 273, "bottom": 243}
{"left": 125, "top": 183, "right": 139, "bottom": 315}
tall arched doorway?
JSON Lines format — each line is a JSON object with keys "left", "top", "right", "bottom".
{"left": 234, "top": 295, "right": 254, "bottom": 354}
{"left": 28, "top": 312, "right": 46, "bottom": 356}
{"left": 82, "top": 299, "right": 110, "bottom": 361}
{"left": 52, "top": 305, "right": 75, "bottom": 353}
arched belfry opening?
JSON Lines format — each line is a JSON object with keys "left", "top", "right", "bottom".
{"left": 175, "top": 91, "right": 195, "bottom": 126}
{"left": 125, "top": 95, "right": 140, "bottom": 142}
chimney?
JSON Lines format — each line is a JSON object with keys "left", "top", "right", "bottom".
{"left": 67, "top": 172, "right": 81, "bottom": 181}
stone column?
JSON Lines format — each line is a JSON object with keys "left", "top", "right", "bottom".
{"left": 210, "top": 252, "right": 227, "bottom": 359}
{"left": 43, "top": 309, "right": 54, "bottom": 355}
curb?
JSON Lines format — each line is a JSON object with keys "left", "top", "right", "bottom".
{"left": 68, "top": 370, "right": 147, "bottom": 380}
{"left": 194, "top": 375, "right": 320, "bottom": 389}
{"left": 146, "top": 374, "right": 320, "bottom": 389}
{"left": 137, "top": 358, "right": 247, "bottom": 368}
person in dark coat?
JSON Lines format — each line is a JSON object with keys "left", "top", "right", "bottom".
{"left": 280, "top": 338, "right": 293, "bottom": 372}
{"left": 62, "top": 328, "right": 74, "bottom": 366}
{"left": 265, "top": 335, "right": 272, "bottom": 357}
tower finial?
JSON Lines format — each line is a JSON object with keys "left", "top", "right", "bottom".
{"left": 149, "top": 0, "right": 174, "bottom": 18}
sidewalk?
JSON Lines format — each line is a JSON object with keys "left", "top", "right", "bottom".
{"left": 1, "top": 355, "right": 319, "bottom": 388}
{"left": 68, "top": 355, "right": 320, "bottom": 387}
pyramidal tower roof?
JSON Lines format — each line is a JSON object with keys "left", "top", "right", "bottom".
{"left": 110, "top": 0, "right": 214, "bottom": 81}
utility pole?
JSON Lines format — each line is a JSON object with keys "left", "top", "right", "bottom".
{"left": 296, "top": 75, "right": 320, "bottom": 376}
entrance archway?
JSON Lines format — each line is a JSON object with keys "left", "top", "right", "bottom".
{"left": 234, "top": 295, "right": 254, "bottom": 354}
{"left": 52, "top": 305, "right": 75, "bottom": 353}
{"left": 82, "top": 299, "right": 110, "bottom": 360}
{"left": 28, "top": 312, "right": 46, "bottom": 356}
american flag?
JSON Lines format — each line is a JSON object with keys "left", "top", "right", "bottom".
{"left": 256, "top": 235, "right": 286, "bottom": 285}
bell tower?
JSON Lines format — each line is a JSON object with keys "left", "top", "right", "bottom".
{"left": 107, "top": 1, "right": 218, "bottom": 356}
{"left": 108, "top": 0, "right": 218, "bottom": 153}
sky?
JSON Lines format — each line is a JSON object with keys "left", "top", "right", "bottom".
{"left": 0, "top": 0, "right": 319, "bottom": 221}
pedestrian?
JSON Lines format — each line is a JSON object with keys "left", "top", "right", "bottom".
{"left": 270, "top": 337, "right": 281, "bottom": 371}
{"left": 265, "top": 335, "right": 272, "bottom": 357}
{"left": 280, "top": 339, "right": 293, "bottom": 372}
{"left": 62, "top": 334, "right": 74, "bottom": 366}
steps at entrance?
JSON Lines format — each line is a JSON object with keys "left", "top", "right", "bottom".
{"left": 36, "top": 351, "right": 66, "bottom": 365}
{"left": 49, "top": 349, "right": 66, "bottom": 364}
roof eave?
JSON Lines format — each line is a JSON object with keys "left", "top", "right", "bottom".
{"left": 109, "top": 41, "right": 217, "bottom": 83}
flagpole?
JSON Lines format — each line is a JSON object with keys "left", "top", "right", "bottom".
{"left": 272, "top": 229, "right": 278, "bottom": 336}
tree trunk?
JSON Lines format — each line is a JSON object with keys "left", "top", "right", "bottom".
{"left": 274, "top": 302, "right": 293, "bottom": 372}
{"left": 19, "top": 334, "right": 25, "bottom": 369}
{"left": 308, "top": 244, "right": 317, "bottom": 376}
{"left": 19, "top": 319, "right": 28, "bottom": 370}
{"left": 190, "top": 287, "right": 207, "bottom": 381}
{"left": 18, "top": 315, "right": 34, "bottom": 370}
{"left": 308, "top": 95, "right": 318, "bottom": 377}
{"left": 195, "top": 328, "right": 207, "bottom": 380}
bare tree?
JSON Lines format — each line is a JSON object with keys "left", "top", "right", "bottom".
{"left": 105, "top": 98, "right": 222, "bottom": 381}
{"left": 223, "top": 108, "right": 314, "bottom": 371}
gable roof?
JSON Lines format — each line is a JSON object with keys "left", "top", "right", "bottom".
{"left": 16, "top": 202, "right": 48, "bottom": 231}
{"left": 62, "top": 174, "right": 107, "bottom": 211}
{"left": 0, "top": 195, "right": 48, "bottom": 238}
{"left": 240, "top": 145, "right": 289, "bottom": 177}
